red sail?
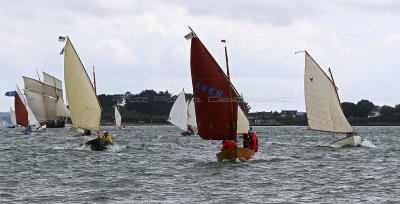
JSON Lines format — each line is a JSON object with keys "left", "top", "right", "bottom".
{"left": 15, "top": 92, "right": 28, "bottom": 128}
{"left": 190, "top": 37, "right": 238, "bottom": 140}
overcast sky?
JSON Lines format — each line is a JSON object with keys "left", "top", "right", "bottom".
{"left": 1, "top": 0, "right": 400, "bottom": 113}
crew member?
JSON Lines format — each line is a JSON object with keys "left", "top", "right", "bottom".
{"left": 221, "top": 140, "right": 235, "bottom": 151}
{"left": 188, "top": 125, "right": 194, "bottom": 135}
{"left": 102, "top": 131, "right": 112, "bottom": 142}
{"left": 249, "top": 129, "right": 258, "bottom": 152}
{"left": 82, "top": 129, "right": 91, "bottom": 136}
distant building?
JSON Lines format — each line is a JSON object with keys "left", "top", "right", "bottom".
{"left": 297, "top": 112, "right": 306, "bottom": 116}
{"left": 281, "top": 110, "right": 297, "bottom": 117}
{"left": 368, "top": 106, "right": 381, "bottom": 118}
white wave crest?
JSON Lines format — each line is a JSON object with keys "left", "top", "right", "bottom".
{"left": 361, "top": 139, "right": 377, "bottom": 148}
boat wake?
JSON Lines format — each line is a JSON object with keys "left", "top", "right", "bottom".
{"left": 361, "top": 139, "right": 377, "bottom": 148}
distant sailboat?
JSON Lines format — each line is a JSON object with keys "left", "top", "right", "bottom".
{"left": 185, "top": 28, "right": 253, "bottom": 161}
{"left": 167, "top": 89, "right": 195, "bottom": 136}
{"left": 23, "top": 72, "right": 70, "bottom": 128}
{"left": 299, "top": 51, "right": 361, "bottom": 147}
{"left": 15, "top": 85, "right": 39, "bottom": 134}
{"left": 61, "top": 36, "right": 112, "bottom": 150}
{"left": 114, "top": 106, "right": 122, "bottom": 129}
{"left": 8, "top": 107, "right": 17, "bottom": 128}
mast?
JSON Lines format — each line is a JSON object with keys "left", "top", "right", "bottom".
{"left": 328, "top": 68, "right": 337, "bottom": 90}
{"left": 93, "top": 66, "right": 100, "bottom": 139}
{"left": 223, "top": 39, "right": 238, "bottom": 158}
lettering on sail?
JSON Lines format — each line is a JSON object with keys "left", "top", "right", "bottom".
{"left": 195, "top": 82, "right": 223, "bottom": 98}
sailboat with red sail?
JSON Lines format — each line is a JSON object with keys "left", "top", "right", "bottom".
{"left": 14, "top": 86, "right": 32, "bottom": 134}
{"left": 185, "top": 27, "right": 254, "bottom": 161}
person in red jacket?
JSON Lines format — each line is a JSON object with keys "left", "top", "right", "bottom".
{"left": 221, "top": 140, "right": 235, "bottom": 151}
{"left": 249, "top": 129, "right": 258, "bottom": 152}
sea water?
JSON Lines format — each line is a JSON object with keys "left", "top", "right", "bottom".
{"left": 0, "top": 126, "right": 399, "bottom": 203}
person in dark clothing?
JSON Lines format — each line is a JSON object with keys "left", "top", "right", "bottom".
{"left": 243, "top": 134, "right": 249, "bottom": 148}
{"left": 82, "top": 129, "right": 91, "bottom": 136}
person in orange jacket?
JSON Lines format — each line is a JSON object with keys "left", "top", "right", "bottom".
{"left": 248, "top": 128, "right": 258, "bottom": 152}
{"left": 221, "top": 140, "right": 235, "bottom": 151}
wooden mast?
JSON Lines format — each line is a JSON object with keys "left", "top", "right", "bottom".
{"left": 223, "top": 40, "right": 238, "bottom": 159}
{"left": 93, "top": 66, "right": 100, "bottom": 139}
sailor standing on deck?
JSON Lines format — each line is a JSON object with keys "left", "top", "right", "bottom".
{"left": 248, "top": 127, "right": 258, "bottom": 152}
{"left": 221, "top": 140, "right": 235, "bottom": 151}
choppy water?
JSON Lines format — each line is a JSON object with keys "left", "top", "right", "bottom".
{"left": 0, "top": 126, "right": 399, "bottom": 203}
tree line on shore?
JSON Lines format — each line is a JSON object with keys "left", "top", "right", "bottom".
{"left": 95, "top": 91, "right": 400, "bottom": 126}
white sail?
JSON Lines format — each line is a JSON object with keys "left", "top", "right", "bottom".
{"left": 9, "top": 107, "right": 16, "bottom": 126}
{"left": 187, "top": 99, "right": 197, "bottom": 127}
{"left": 237, "top": 105, "right": 250, "bottom": 134}
{"left": 23, "top": 89, "right": 47, "bottom": 122}
{"left": 304, "top": 52, "right": 353, "bottom": 133}
{"left": 56, "top": 98, "right": 70, "bottom": 117}
{"left": 16, "top": 85, "right": 40, "bottom": 127}
{"left": 64, "top": 37, "right": 101, "bottom": 131}
{"left": 168, "top": 89, "right": 188, "bottom": 131}
{"left": 114, "top": 106, "right": 122, "bottom": 127}
{"left": 43, "top": 97, "right": 58, "bottom": 120}
{"left": 43, "top": 71, "right": 63, "bottom": 90}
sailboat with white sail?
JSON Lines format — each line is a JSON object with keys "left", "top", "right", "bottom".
{"left": 114, "top": 106, "right": 123, "bottom": 129}
{"left": 60, "top": 36, "right": 112, "bottom": 150}
{"left": 8, "top": 107, "right": 17, "bottom": 128}
{"left": 185, "top": 27, "right": 253, "bottom": 161}
{"left": 298, "top": 51, "right": 361, "bottom": 147}
{"left": 167, "top": 89, "right": 196, "bottom": 136}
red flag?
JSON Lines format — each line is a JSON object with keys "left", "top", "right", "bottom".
{"left": 221, "top": 40, "right": 226, "bottom": 43}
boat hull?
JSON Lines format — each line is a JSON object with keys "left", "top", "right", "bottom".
{"left": 216, "top": 147, "right": 255, "bottom": 162}
{"left": 331, "top": 135, "right": 362, "bottom": 147}
{"left": 85, "top": 138, "right": 113, "bottom": 151}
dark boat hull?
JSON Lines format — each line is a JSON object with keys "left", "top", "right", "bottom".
{"left": 216, "top": 147, "right": 255, "bottom": 162}
{"left": 46, "top": 121, "right": 65, "bottom": 128}
{"left": 85, "top": 138, "right": 113, "bottom": 151}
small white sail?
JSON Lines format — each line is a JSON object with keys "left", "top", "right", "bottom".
{"left": 237, "top": 105, "right": 250, "bottom": 134}
{"left": 168, "top": 89, "right": 188, "bottom": 131}
{"left": 304, "top": 52, "right": 353, "bottom": 133}
{"left": 23, "top": 89, "right": 47, "bottom": 122}
{"left": 187, "top": 99, "right": 197, "bottom": 127}
{"left": 9, "top": 107, "right": 16, "bottom": 126}
{"left": 64, "top": 37, "right": 101, "bottom": 131}
{"left": 115, "top": 106, "right": 122, "bottom": 127}
{"left": 56, "top": 98, "right": 70, "bottom": 117}
{"left": 16, "top": 85, "right": 40, "bottom": 127}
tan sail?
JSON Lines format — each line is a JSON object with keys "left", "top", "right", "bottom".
{"left": 56, "top": 98, "right": 70, "bottom": 117}
{"left": 43, "top": 71, "right": 63, "bottom": 90}
{"left": 24, "top": 89, "right": 47, "bottom": 122}
{"left": 304, "top": 52, "right": 353, "bottom": 133}
{"left": 237, "top": 105, "right": 250, "bottom": 134}
{"left": 43, "top": 97, "right": 58, "bottom": 120}
{"left": 64, "top": 37, "right": 101, "bottom": 131}
{"left": 23, "top": 76, "right": 63, "bottom": 99}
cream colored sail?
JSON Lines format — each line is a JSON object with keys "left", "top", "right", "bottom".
{"left": 23, "top": 76, "right": 62, "bottom": 99}
{"left": 64, "top": 37, "right": 101, "bottom": 131}
{"left": 187, "top": 99, "right": 197, "bottom": 127}
{"left": 43, "top": 71, "right": 63, "bottom": 90}
{"left": 56, "top": 98, "right": 70, "bottom": 117}
{"left": 10, "top": 107, "right": 17, "bottom": 126}
{"left": 44, "top": 97, "right": 58, "bottom": 120}
{"left": 237, "top": 105, "right": 250, "bottom": 134}
{"left": 24, "top": 89, "right": 47, "bottom": 122}
{"left": 114, "top": 106, "right": 122, "bottom": 127}
{"left": 304, "top": 52, "right": 353, "bottom": 133}
{"left": 168, "top": 89, "right": 188, "bottom": 131}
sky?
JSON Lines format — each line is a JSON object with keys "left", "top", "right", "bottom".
{"left": 1, "top": 0, "right": 400, "bottom": 113}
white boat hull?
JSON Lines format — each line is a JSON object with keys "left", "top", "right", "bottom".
{"left": 331, "top": 135, "right": 362, "bottom": 147}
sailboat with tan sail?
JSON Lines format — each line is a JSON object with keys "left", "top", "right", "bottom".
{"left": 297, "top": 51, "right": 361, "bottom": 147}
{"left": 185, "top": 27, "right": 254, "bottom": 161}
{"left": 60, "top": 36, "right": 113, "bottom": 150}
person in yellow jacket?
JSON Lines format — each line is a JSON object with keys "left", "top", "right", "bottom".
{"left": 102, "top": 131, "right": 112, "bottom": 143}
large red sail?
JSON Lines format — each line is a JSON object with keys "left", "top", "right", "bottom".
{"left": 15, "top": 92, "right": 28, "bottom": 128}
{"left": 190, "top": 37, "right": 238, "bottom": 140}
